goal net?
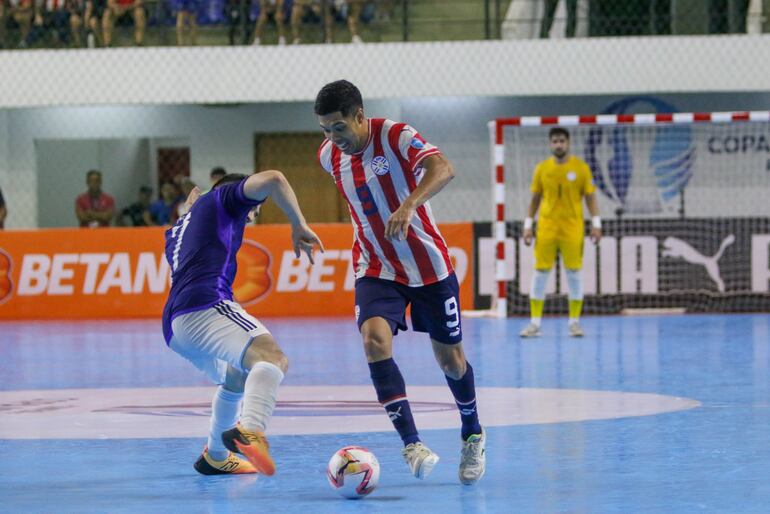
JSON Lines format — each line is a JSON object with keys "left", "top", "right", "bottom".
{"left": 488, "top": 111, "right": 770, "bottom": 317}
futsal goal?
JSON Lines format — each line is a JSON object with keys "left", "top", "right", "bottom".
{"left": 486, "top": 111, "right": 770, "bottom": 317}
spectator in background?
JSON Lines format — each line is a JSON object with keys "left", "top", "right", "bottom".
{"left": 174, "top": 0, "right": 197, "bottom": 45}
{"left": 540, "top": 0, "right": 577, "bottom": 38}
{"left": 65, "top": 0, "right": 85, "bottom": 46}
{"left": 210, "top": 166, "right": 227, "bottom": 187}
{"left": 36, "top": 0, "right": 79, "bottom": 47}
{"left": 290, "top": 0, "right": 331, "bottom": 44}
{"left": 0, "top": 186, "right": 6, "bottom": 229}
{"left": 5, "top": 0, "right": 38, "bottom": 48}
{"left": 102, "top": 0, "right": 145, "bottom": 46}
{"left": 150, "top": 181, "right": 181, "bottom": 226}
{"left": 335, "top": 0, "right": 364, "bottom": 43}
{"left": 84, "top": 0, "right": 105, "bottom": 46}
{"left": 709, "top": 0, "right": 749, "bottom": 33}
{"left": 118, "top": 185, "right": 153, "bottom": 226}
{"left": 253, "top": 0, "right": 286, "bottom": 45}
{"left": 75, "top": 169, "right": 115, "bottom": 228}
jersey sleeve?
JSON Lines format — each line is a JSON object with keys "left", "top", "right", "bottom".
{"left": 397, "top": 124, "right": 441, "bottom": 172}
{"left": 317, "top": 140, "right": 333, "bottom": 175}
{"left": 530, "top": 164, "right": 543, "bottom": 194}
{"left": 217, "top": 179, "right": 264, "bottom": 220}
{"left": 582, "top": 162, "right": 596, "bottom": 195}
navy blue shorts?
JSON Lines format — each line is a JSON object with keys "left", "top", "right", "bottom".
{"left": 354, "top": 273, "right": 463, "bottom": 344}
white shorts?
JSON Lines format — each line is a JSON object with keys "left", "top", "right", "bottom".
{"left": 169, "top": 300, "right": 270, "bottom": 385}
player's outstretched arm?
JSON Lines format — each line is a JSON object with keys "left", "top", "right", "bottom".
{"left": 243, "top": 170, "right": 325, "bottom": 263}
{"left": 523, "top": 193, "right": 541, "bottom": 246}
{"left": 385, "top": 154, "right": 455, "bottom": 241}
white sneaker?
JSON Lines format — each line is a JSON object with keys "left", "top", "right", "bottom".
{"left": 292, "top": 37, "right": 301, "bottom": 45}
{"left": 252, "top": 37, "right": 260, "bottom": 46}
{"left": 459, "top": 428, "right": 486, "bottom": 485}
{"left": 569, "top": 321, "right": 584, "bottom": 337}
{"left": 519, "top": 323, "right": 542, "bottom": 338}
{"left": 351, "top": 34, "right": 363, "bottom": 44}
{"left": 401, "top": 442, "right": 439, "bottom": 479}
{"left": 278, "top": 36, "right": 286, "bottom": 45}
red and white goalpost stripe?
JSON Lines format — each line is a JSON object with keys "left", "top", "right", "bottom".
{"left": 487, "top": 110, "right": 770, "bottom": 318}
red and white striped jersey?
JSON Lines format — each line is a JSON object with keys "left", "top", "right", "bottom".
{"left": 318, "top": 118, "right": 453, "bottom": 287}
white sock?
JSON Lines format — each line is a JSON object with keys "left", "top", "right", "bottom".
{"left": 207, "top": 386, "right": 243, "bottom": 461}
{"left": 241, "top": 361, "right": 285, "bottom": 433}
{"left": 531, "top": 317, "right": 542, "bottom": 327}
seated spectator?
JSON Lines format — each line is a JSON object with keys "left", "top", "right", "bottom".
{"left": 335, "top": 0, "right": 364, "bottom": 43}
{"left": 149, "top": 182, "right": 181, "bottom": 226}
{"left": 5, "top": 0, "right": 37, "bottom": 48}
{"left": 209, "top": 166, "right": 226, "bottom": 187}
{"left": 173, "top": 0, "right": 197, "bottom": 45}
{"left": 0, "top": 186, "right": 6, "bottom": 229}
{"left": 75, "top": 169, "right": 115, "bottom": 228}
{"left": 84, "top": 0, "right": 105, "bottom": 46}
{"left": 65, "top": 0, "right": 85, "bottom": 46}
{"left": 102, "top": 0, "right": 144, "bottom": 46}
{"left": 34, "top": 0, "right": 79, "bottom": 47}
{"left": 291, "top": 0, "right": 331, "bottom": 44}
{"left": 118, "top": 185, "right": 153, "bottom": 226}
{"left": 253, "top": 0, "right": 286, "bottom": 45}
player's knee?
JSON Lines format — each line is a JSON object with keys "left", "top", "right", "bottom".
{"left": 268, "top": 349, "right": 289, "bottom": 375}
{"left": 440, "top": 357, "right": 466, "bottom": 380}
{"left": 362, "top": 332, "right": 390, "bottom": 361}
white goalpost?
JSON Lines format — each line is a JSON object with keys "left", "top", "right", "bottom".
{"left": 487, "top": 110, "right": 770, "bottom": 317}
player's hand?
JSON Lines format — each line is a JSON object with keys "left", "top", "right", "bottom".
{"left": 292, "top": 223, "right": 324, "bottom": 264}
{"left": 590, "top": 227, "right": 602, "bottom": 244}
{"left": 385, "top": 202, "right": 415, "bottom": 241}
{"left": 184, "top": 186, "right": 201, "bottom": 212}
{"left": 523, "top": 229, "right": 534, "bottom": 246}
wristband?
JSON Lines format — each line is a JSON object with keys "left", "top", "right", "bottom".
{"left": 591, "top": 216, "right": 601, "bottom": 230}
{"left": 523, "top": 217, "right": 533, "bottom": 231}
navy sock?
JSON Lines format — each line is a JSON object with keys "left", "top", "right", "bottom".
{"left": 369, "top": 358, "right": 420, "bottom": 446}
{"left": 445, "top": 361, "right": 482, "bottom": 440}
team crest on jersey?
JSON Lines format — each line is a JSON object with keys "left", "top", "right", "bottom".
{"left": 371, "top": 155, "right": 390, "bottom": 176}
{"left": 410, "top": 137, "right": 425, "bottom": 150}
{"left": 567, "top": 171, "right": 577, "bottom": 181}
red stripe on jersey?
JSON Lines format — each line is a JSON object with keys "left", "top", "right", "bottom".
{"left": 317, "top": 139, "right": 331, "bottom": 168}
{"left": 350, "top": 153, "right": 409, "bottom": 284}
{"left": 374, "top": 121, "right": 437, "bottom": 284}
{"left": 332, "top": 145, "right": 382, "bottom": 277}
{"left": 387, "top": 124, "right": 453, "bottom": 277}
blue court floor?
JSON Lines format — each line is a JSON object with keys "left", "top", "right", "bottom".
{"left": 1, "top": 314, "right": 769, "bottom": 513}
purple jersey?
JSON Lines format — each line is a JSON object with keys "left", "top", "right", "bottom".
{"left": 162, "top": 179, "right": 263, "bottom": 344}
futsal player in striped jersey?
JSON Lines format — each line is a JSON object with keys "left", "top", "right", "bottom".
{"left": 314, "top": 80, "right": 486, "bottom": 485}
{"left": 162, "top": 171, "right": 323, "bottom": 476}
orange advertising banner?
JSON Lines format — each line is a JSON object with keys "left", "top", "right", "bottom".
{"left": 0, "top": 223, "right": 474, "bottom": 320}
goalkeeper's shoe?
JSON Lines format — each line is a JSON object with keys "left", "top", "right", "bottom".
{"left": 568, "top": 321, "right": 585, "bottom": 338}
{"left": 193, "top": 446, "right": 257, "bottom": 475}
{"left": 519, "top": 323, "right": 542, "bottom": 338}
{"left": 401, "top": 442, "right": 440, "bottom": 479}
{"left": 222, "top": 426, "right": 276, "bottom": 476}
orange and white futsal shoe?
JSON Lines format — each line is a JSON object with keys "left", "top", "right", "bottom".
{"left": 193, "top": 446, "right": 258, "bottom": 475}
{"left": 221, "top": 426, "right": 276, "bottom": 476}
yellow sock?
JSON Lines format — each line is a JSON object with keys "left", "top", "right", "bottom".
{"left": 568, "top": 299, "right": 583, "bottom": 321}
{"left": 530, "top": 299, "right": 544, "bottom": 322}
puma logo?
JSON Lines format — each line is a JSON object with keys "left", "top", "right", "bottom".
{"left": 662, "top": 235, "right": 735, "bottom": 292}
{"left": 387, "top": 407, "right": 402, "bottom": 421}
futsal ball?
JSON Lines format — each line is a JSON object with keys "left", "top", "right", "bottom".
{"left": 326, "top": 446, "right": 380, "bottom": 499}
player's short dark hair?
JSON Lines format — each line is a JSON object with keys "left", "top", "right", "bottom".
{"left": 314, "top": 80, "right": 363, "bottom": 117}
{"left": 86, "top": 169, "right": 102, "bottom": 180}
{"left": 210, "top": 167, "right": 227, "bottom": 179}
{"left": 212, "top": 173, "right": 249, "bottom": 190}
{"left": 549, "top": 127, "right": 570, "bottom": 140}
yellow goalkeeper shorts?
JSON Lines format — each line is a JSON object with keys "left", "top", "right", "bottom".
{"left": 534, "top": 235, "right": 584, "bottom": 271}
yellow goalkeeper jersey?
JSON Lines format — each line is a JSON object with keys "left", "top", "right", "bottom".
{"left": 530, "top": 155, "right": 596, "bottom": 237}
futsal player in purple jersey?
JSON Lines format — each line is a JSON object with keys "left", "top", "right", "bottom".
{"left": 163, "top": 171, "right": 323, "bottom": 476}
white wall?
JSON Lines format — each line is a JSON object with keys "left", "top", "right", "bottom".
{"left": 1, "top": 36, "right": 770, "bottom": 109}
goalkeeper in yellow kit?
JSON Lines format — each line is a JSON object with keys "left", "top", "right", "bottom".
{"left": 520, "top": 127, "right": 601, "bottom": 338}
